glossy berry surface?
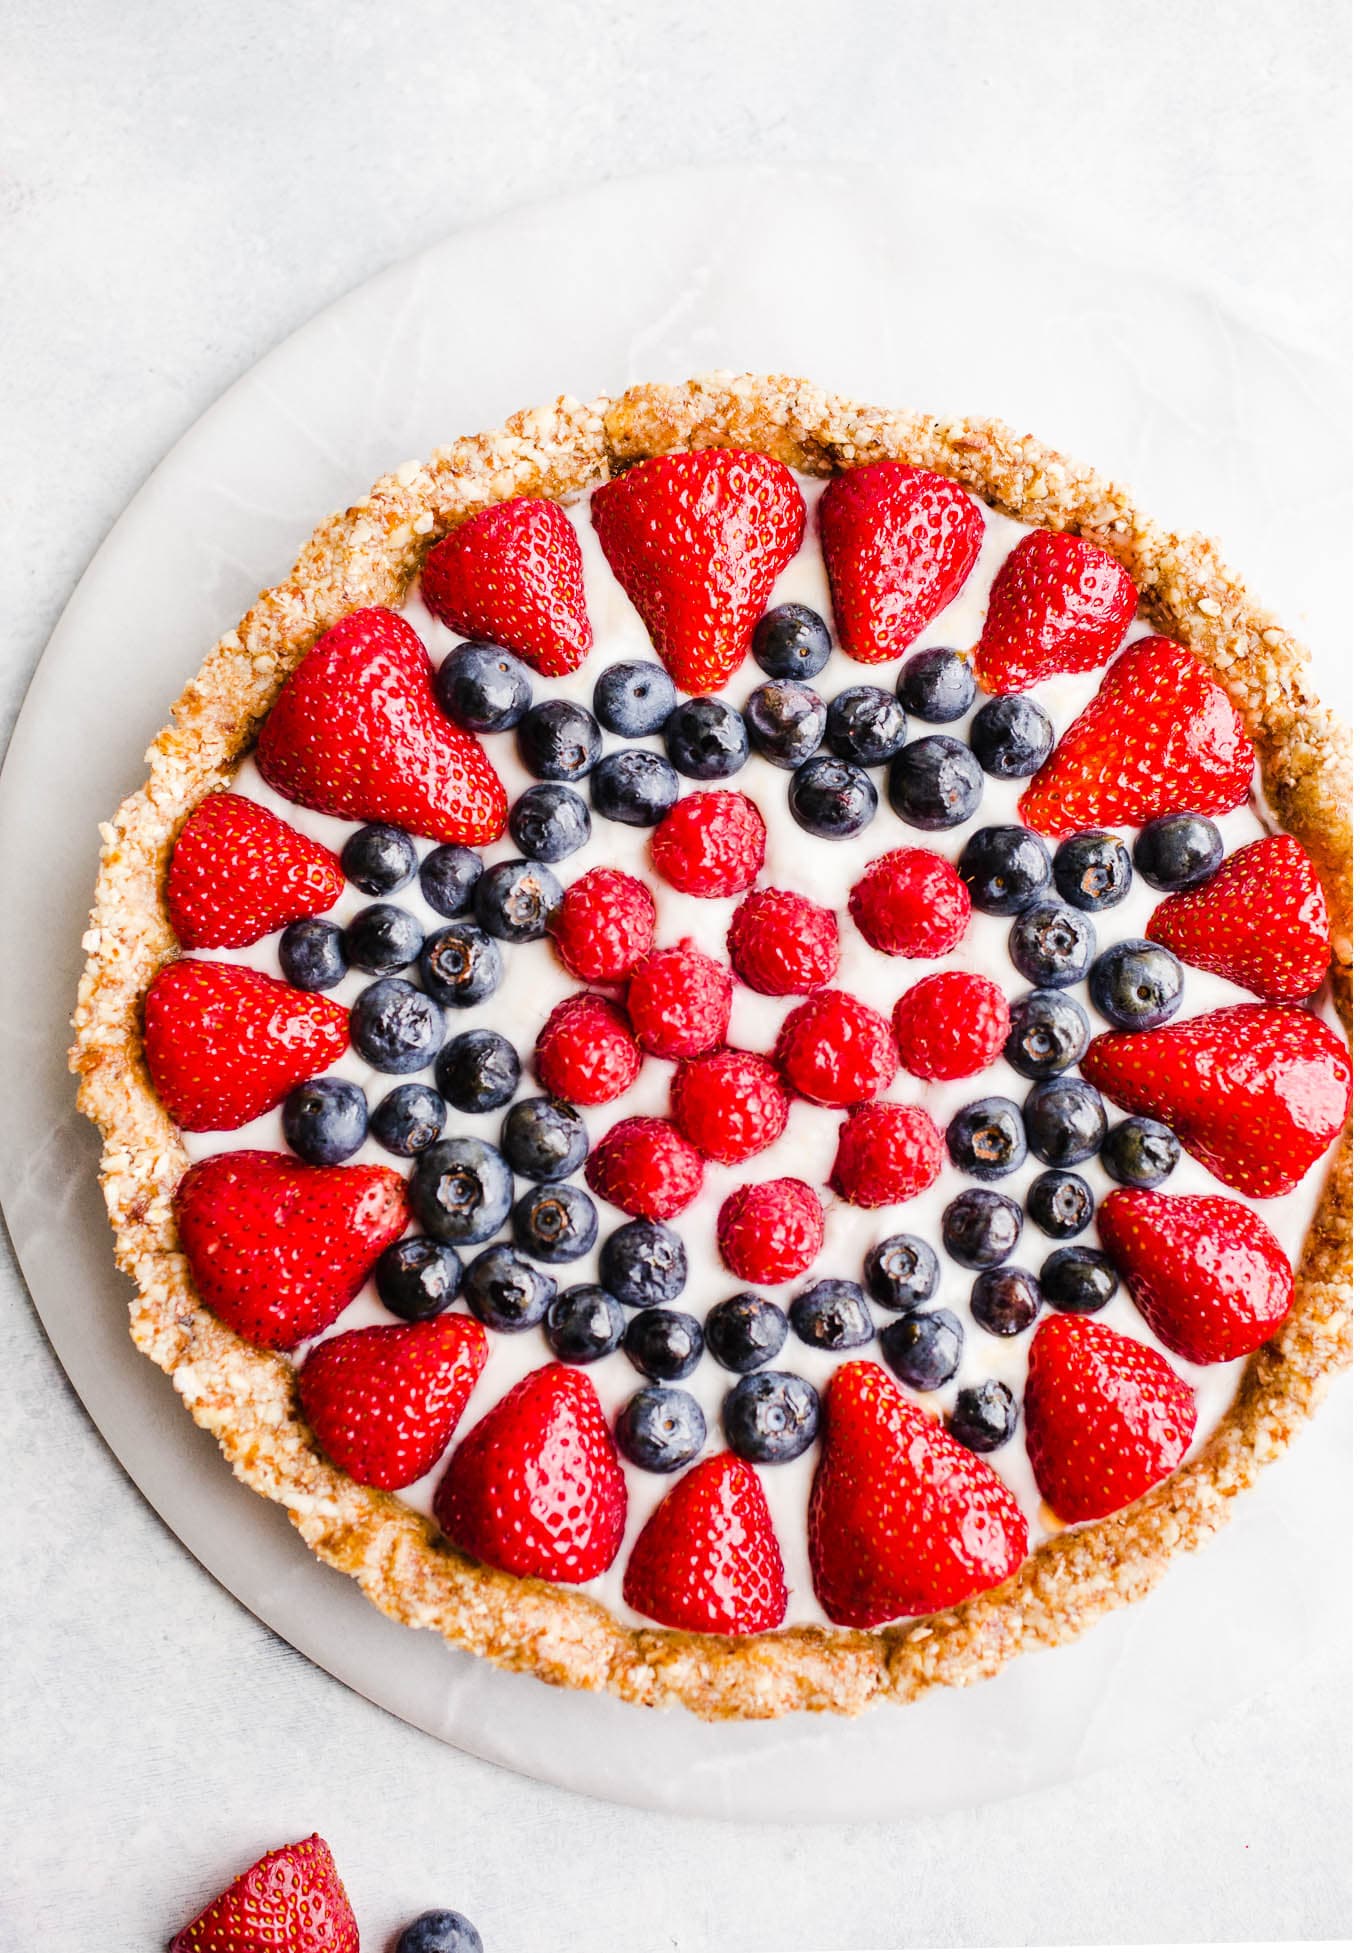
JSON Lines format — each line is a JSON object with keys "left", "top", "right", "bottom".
{"left": 516, "top": 698, "right": 602, "bottom": 780}
{"left": 512, "top": 1182, "right": 599, "bottom": 1262}
{"left": 370, "top": 1081, "right": 447, "bottom": 1157}
{"left": 958, "top": 824, "right": 1052, "bottom": 914}
{"left": 340, "top": 822, "right": 418, "bottom": 895}
{"left": 895, "top": 645, "right": 976, "bottom": 722}
{"left": 788, "top": 755, "right": 878, "bottom": 838}
{"left": 418, "top": 844, "right": 483, "bottom": 919}
{"left": 435, "top": 1028, "right": 521, "bottom": 1112}
{"left": 1101, "top": 1115, "right": 1182, "bottom": 1188}
{"left": 789, "top": 1279, "right": 874, "bottom": 1351}
{"left": 948, "top": 1380, "right": 1018, "bottom": 1454}
{"left": 880, "top": 1308, "right": 964, "bottom": 1389}
{"left": 593, "top": 658, "right": 676, "bottom": 735}
{"left": 1005, "top": 988, "right": 1090, "bottom": 1079}
{"left": 545, "top": 1284, "right": 625, "bottom": 1362}
{"left": 1040, "top": 1245, "right": 1119, "bottom": 1313}
{"left": 499, "top": 1095, "right": 589, "bottom": 1181}
{"left": 395, "top": 1908, "right": 484, "bottom": 1953}
{"left": 616, "top": 1386, "right": 707, "bottom": 1471}
{"left": 704, "top": 1292, "right": 788, "bottom": 1372}
{"left": 727, "top": 886, "right": 839, "bottom": 995}
{"left": 752, "top": 601, "right": 832, "bottom": 678}
{"left": 433, "top": 639, "right": 533, "bottom": 732}
{"left": 279, "top": 916, "right": 348, "bottom": 992}
{"left": 743, "top": 679, "right": 827, "bottom": 769}
{"left": 408, "top": 1136, "right": 514, "bottom": 1244}
{"left": 946, "top": 1096, "right": 1027, "bottom": 1179}
{"left": 472, "top": 859, "right": 563, "bottom": 943}
{"left": 1008, "top": 900, "right": 1096, "bottom": 987}
{"left": 599, "top": 1218, "right": 688, "bottom": 1309}
{"left": 282, "top": 1076, "right": 368, "bottom": 1165}
{"left": 1052, "top": 829, "right": 1133, "bottom": 912}
{"left": 375, "top": 1236, "right": 463, "bottom": 1321}
{"left": 462, "top": 1243, "right": 555, "bottom": 1333}
{"left": 863, "top": 1233, "right": 939, "bottom": 1311}
{"left": 590, "top": 748, "right": 679, "bottom": 826}
{"left": 351, "top": 977, "right": 445, "bottom": 1072}
{"left": 1026, "top": 1169, "right": 1095, "bottom": 1239}
{"left": 824, "top": 685, "right": 908, "bottom": 766}
{"left": 508, "top": 782, "right": 591, "bottom": 861}
{"left": 969, "top": 693, "right": 1054, "bottom": 777}
{"left": 665, "top": 696, "right": 750, "bottom": 778}
{"left": 887, "top": 735, "right": 983, "bottom": 829}
{"left": 1133, "top": 812, "right": 1224, "bottom": 891}
{"left": 941, "top": 1189, "right": 1023, "bottom": 1268}
{"left": 623, "top": 1307, "right": 705, "bottom": 1380}
{"left": 344, "top": 901, "right": 424, "bottom": 974}
{"left": 969, "top": 1266, "right": 1041, "bottom": 1336}
{"left": 1088, "top": 939, "right": 1185, "bottom": 1030}
{"left": 418, "top": 921, "right": 502, "bottom": 1006}
{"left": 1024, "top": 1077, "right": 1108, "bottom": 1166}
{"left": 722, "top": 1370, "right": 820, "bottom": 1464}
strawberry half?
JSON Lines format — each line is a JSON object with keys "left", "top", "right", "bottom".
{"left": 1018, "top": 635, "right": 1254, "bottom": 836}
{"left": 144, "top": 959, "right": 349, "bottom": 1131}
{"left": 256, "top": 605, "right": 506, "bottom": 844}
{"left": 434, "top": 1362, "right": 626, "bottom": 1582}
{"left": 1098, "top": 1188, "right": 1294, "bottom": 1364}
{"left": 622, "top": 1453, "right": 787, "bottom": 1635}
{"left": 299, "top": 1315, "right": 489, "bottom": 1489}
{"left": 176, "top": 1151, "right": 408, "bottom": 1349}
{"left": 974, "top": 528, "right": 1138, "bottom": 693}
{"left": 1024, "top": 1315, "right": 1196, "bottom": 1523}
{"left": 591, "top": 448, "right": 806, "bottom": 693}
{"left": 169, "top": 1832, "right": 358, "bottom": 1953}
{"left": 1082, "top": 1003, "right": 1351, "bottom": 1198}
{"left": 1147, "top": 833, "right": 1332, "bottom": 1003}
{"left": 817, "top": 460, "right": 984, "bottom": 665}
{"left": 167, "top": 792, "right": 343, "bottom": 950}
{"left": 420, "top": 496, "right": 592, "bottom": 676}
{"left": 808, "top": 1361, "right": 1027, "bottom": 1627}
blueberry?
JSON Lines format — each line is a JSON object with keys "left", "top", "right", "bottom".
{"left": 789, "top": 755, "right": 878, "bottom": 838}
{"left": 1040, "top": 1245, "right": 1119, "bottom": 1314}
{"left": 1023, "top": 1077, "right": 1108, "bottom": 1166}
{"left": 1005, "top": 989, "right": 1090, "bottom": 1079}
{"left": 704, "top": 1292, "right": 788, "bottom": 1373}
{"left": 722, "top": 1370, "right": 820, "bottom": 1464}
{"left": 1052, "top": 830, "right": 1133, "bottom": 912}
{"left": 419, "top": 922, "right": 502, "bottom": 1007}
{"left": 462, "top": 1243, "right": 555, "bottom": 1332}
{"left": 408, "top": 1137, "right": 514, "bottom": 1245}
{"left": 599, "top": 1219, "right": 687, "bottom": 1309}
{"left": 752, "top": 602, "right": 832, "bottom": 679}
{"left": 593, "top": 659, "right": 677, "bottom": 736}
{"left": 743, "top": 680, "right": 827, "bottom": 769}
{"left": 946, "top": 1097, "right": 1028, "bottom": 1180}
{"left": 616, "top": 1386, "right": 706, "bottom": 1471}
{"left": 499, "top": 1096, "right": 588, "bottom": 1181}
{"left": 434, "top": 1028, "right": 520, "bottom": 1112}
{"left": 665, "top": 697, "right": 749, "bottom": 779}
{"left": 863, "top": 1234, "right": 940, "bottom": 1311}
{"left": 941, "top": 1189, "right": 1023, "bottom": 1268}
{"left": 418, "top": 845, "right": 483, "bottom": 919}
{"left": 1089, "top": 939, "right": 1184, "bottom": 1030}
{"left": 590, "top": 748, "right": 679, "bottom": 826}
{"left": 969, "top": 693, "right": 1055, "bottom": 777}
{"left": 375, "top": 1236, "right": 463, "bottom": 1322}
{"left": 395, "top": 1908, "right": 484, "bottom": 1953}
{"left": 434, "top": 640, "right": 533, "bottom": 733}
{"left": 887, "top": 735, "right": 983, "bottom": 829}
{"left": 948, "top": 1380, "right": 1018, "bottom": 1453}
{"left": 969, "top": 1266, "right": 1041, "bottom": 1336}
{"left": 281, "top": 1076, "right": 368, "bottom": 1165}
{"left": 516, "top": 699, "right": 602, "bottom": 781}
{"left": 370, "top": 1081, "right": 447, "bottom": 1157}
{"left": 895, "top": 646, "right": 976, "bottom": 723}
{"left": 340, "top": 823, "right": 417, "bottom": 895}
{"left": 279, "top": 917, "right": 348, "bottom": 992}
{"left": 958, "top": 825, "right": 1052, "bottom": 914}
{"left": 472, "top": 859, "right": 563, "bottom": 943}
{"left": 1026, "top": 1169, "right": 1095, "bottom": 1239}
{"left": 512, "top": 1182, "right": 599, "bottom": 1262}
{"left": 544, "top": 1283, "right": 624, "bottom": 1361}
{"left": 623, "top": 1307, "right": 705, "bottom": 1381}
{"left": 508, "top": 783, "right": 591, "bottom": 862}
{"left": 880, "top": 1308, "right": 964, "bottom": 1389}
{"left": 343, "top": 902, "right": 424, "bottom": 975}
{"left": 1133, "top": 813, "right": 1224, "bottom": 891}
{"left": 789, "top": 1278, "right": 873, "bottom": 1351}
{"left": 824, "top": 685, "right": 909, "bottom": 766}
{"left": 1008, "top": 901, "right": 1096, "bottom": 987}
{"left": 350, "top": 978, "right": 445, "bottom": 1073}
{"left": 1101, "top": 1116, "right": 1181, "bottom": 1187}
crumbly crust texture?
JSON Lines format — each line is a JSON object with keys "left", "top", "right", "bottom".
{"left": 71, "top": 374, "right": 1353, "bottom": 1719}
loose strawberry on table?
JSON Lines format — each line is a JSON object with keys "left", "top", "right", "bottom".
{"left": 169, "top": 1832, "right": 358, "bottom": 1953}
{"left": 420, "top": 494, "right": 593, "bottom": 676}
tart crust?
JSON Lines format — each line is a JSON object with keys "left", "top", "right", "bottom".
{"left": 71, "top": 374, "right": 1353, "bottom": 1720}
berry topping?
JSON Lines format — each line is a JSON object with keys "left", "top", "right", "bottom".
{"left": 615, "top": 1386, "right": 707, "bottom": 1472}
{"left": 550, "top": 865, "right": 656, "bottom": 982}
{"left": 593, "top": 659, "right": 677, "bottom": 736}
{"left": 752, "top": 601, "right": 832, "bottom": 679}
{"left": 508, "top": 782, "right": 591, "bottom": 862}
{"left": 585, "top": 1116, "right": 704, "bottom": 1221}
{"left": 863, "top": 1234, "right": 940, "bottom": 1311}
{"left": 299, "top": 1315, "right": 488, "bottom": 1490}
{"left": 434, "top": 1028, "right": 521, "bottom": 1112}
{"left": 1051, "top": 829, "right": 1132, "bottom": 911}
{"left": 623, "top": 1306, "right": 705, "bottom": 1380}
{"left": 788, "top": 755, "right": 878, "bottom": 839}
{"left": 472, "top": 858, "right": 563, "bottom": 942}
{"left": 896, "top": 645, "right": 976, "bottom": 722}
{"left": 598, "top": 1218, "right": 688, "bottom": 1309}
{"left": 344, "top": 901, "right": 424, "bottom": 974}
{"left": 1038, "top": 1245, "right": 1119, "bottom": 1315}
{"left": 419, "top": 843, "right": 483, "bottom": 918}
{"left": 945, "top": 1096, "right": 1027, "bottom": 1180}
{"left": 534, "top": 993, "right": 641, "bottom": 1106}
{"left": 1146, "top": 833, "right": 1332, "bottom": 1003}
{"left": 512, "top": 1182, "right": 599, "bottom": 1263}
{"left": 1098, "top": 1187, "right": 1294, "bottom": 1362}
{"left": 665, "top": 695, "right": 750, "bottom": 779}
{"left": 743, "top": 679, "right": 827, "bottom": 769}
{"left": 1133, "top": 811, "right": 1224, "bottom": 891}
{"left": 168, "top": 792, "right": 344, "bottom": 950}
{"left": 420, "top": 496, "right": 593, "bottom": 675}
{"left": 623, "top": 1452, "right": 788, "bottom": 1634}
{"left": 705, "top": 1292, "right": 789, "bottom": 1372}
{"left": 376, "top": 1235, "right": 463, "bottom": 1321}
{"left": 887, "top": 735, "right": 983, "bottom": 830}
{"left": 968, "top": 692, "right": 1054, "bottom": 778}
{"left": 1026, "top": 1169, "right": 1095, "bottom": 1239}
{"left": 717, "top": 1177, "right": 824, "bottom": 1285}
{"left": 969, "top": 1267, "right": 1041, "bottom": 1337}
{"left": 499, "top": 1095, "right": 589, "bottom": 1182}
{"left": 433, "top": 640, "right": 534, "bottom": 733}
{"left": 590, "top": 748, "right": 679, "bottom": 827}
{"left": 169, "top": 1833, "right": 358, "bottom": 1953}
{"left": 727, "top": 885, "right": 840, "bottom": 995}
{"left": 516, "top": 698, "right": 602, "bottom": 781}
{"left": 721, "top": 1370, "right": 821, "bottom": 1464}
{"left": 351, "top": 976, "right": 445, "bottom": 1073}
{"left": 418, "top": 921, "right": 502, "bottom": 1007}
{"left": 1088, "top": 938, "right": 1185, "bottom": 1030}
{"left": 1008, "top": 901, "right": 1095, "bottom": 988}
{"left": 282, "top": 1076, "right": 369, "bottom": 1165}
{"left": 408, "top": 1136, "right": 514, "bottom": 1245}
{"left": 1004, "top": 988, "right": 1090, "bottom": 1080}
{"left": 652, "top": 789, "right": 766, "bottom": 897}
{"left": 818, "top": 460, "right": 984, "bottom": 664}
{"left": 627, "top": 942, "right": 733, "bottom": 1059}
{"left": 849, "top": 846, "right": 971, "bottom": 959}
{"left": 831, "top": 1101, "right": 945, "bottom": 1208}
{"left": 1023, "top": 1076, "right": 1108, "bottom": 1167}
{"left": 975, "top": 529, "right": 1138, "bottom": 694}
{"left": 948, "top": 1380, "right": 1019, "bottom": 1454}
{"left": 463, "top": 1244, "right": 556, "bottom": 1334}
{"left": 825, "top": 684, "right": 909, "bottom": 766}
{"left": 670, "top": 1047, "right": 790, "bottom": 1164}
{"left": 958, "top": 824, "right": 1052, "bottom": 914}
{"left": 775, "top": 989, "right": 898, "bottom": 1107}
{"left": 1100, "top": 1116, "right": 1181, "bottom": 1188}
{"left": 544, "top": 1283, "right": 624, "bottom": 1359}
{"left": 341, "top": 821, "right": 418, "bottom": 895}
{"left": 941, "top": 1188, "right": 1023, "bottom": 1268}
{"left": 279, "top": 916, "right": 349, "bottom": 992}
{"left": 892, "top": 970, "right": 1009, "bottom": 1080}
{"left": 790, "top": 1278, "right": 874, "bottom": 1351}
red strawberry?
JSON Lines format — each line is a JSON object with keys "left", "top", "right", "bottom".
{"left": 591, "top": 448, "right": 805, "bottom": 692}
{"left": 717, "top": 1177, "right": 824, "bottom": 1285}
{"left": 670, "top": 1048, "right": 789, "bottom": 1164}
{"left": 419, "top": 496, "right": 592, "bottom": 676}
{"left": 1097, "top": 1188, "right": 1294, "bottom": 1364}
{"left": 256, "top": 606, "right": 506, "bottom": 845}
{"left": 849, "top": 847, "right": 971, "bottom": 958}
{"left": 726, "top": 886, "right": 840, "bottom": 995}
{"left": 298, "top": 1315, "right": 488, "bottom": 1489}
{"left": 534, "top": 993, "right": 641, "bottom": 1106}
{"left": 434, "top": 1362, "right": 626, "bottom": 1582}
{"left": 622, "top": 1453, "right": 787, "bottom": 1635}
{"left": 1024, "top": 1314, "right": 1197, "bottom": 1523}
{"left": 809, "top": 1361, "right": 1027, "bottom": 1627}
{"left": 551, "top": 865, "right": 656, "bottom": 982}
{"left": 1018, "top": 635, "right": 1254, "bottom": 837}
{"left": 626, "top": 943, "right": 732, "bottom": 1059}
{"left": 652, "top": 790, "right": 766, "bottom": 897}
{"left": 974, "top": 529, "right": 1138, "bottom": 693}
{"left": 585, "top": 1116, "right": 704, "bottom": 1221}
{"left": 176, "top": 1151, "right": 408, "bottom": 1349}
{"left": 774, "top": 989, "right": 898, "bottom": 1107}
{"left": 830, "top": 1101, "right": 945, "bottom": 1208}
{"left": 893, "top": 970, "right": 1010, "bottom": 1081}
{"left": 167, "top": 793, "right": 343, "bottom": 950}
{"left": 1082, "top": 1003, "right": 1351, "bottom": 1198}
{"left": 1147, "top": 833, "right": 1332, "bottom": 1003}
{"left": 817, "top": 461, "right": 984, "bottom": 665}
{"left": 144, "top": 959, "right": 349, "bottom": 1131}
{"left": 169, "top": 1832, "right": 357, "bottom": 1953}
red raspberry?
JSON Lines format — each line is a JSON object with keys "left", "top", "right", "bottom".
{"left": 726, "top": 886, "right": 840, "bottom": 995}
{"left": 849, "top": 848, "right": 971, "bottom": 958}
{"left": 774, "top": 989, "right": 898, "bottom": 1108}
{"left": 551, "top": 866, "right": 656, "bottom": 982}
{"left": 534, "top": 993, "right": 641, "bottom": 1105}
{"left": 717, "top": 1177, "right": 824, "bottom": 1284}
{"left": 893, "top": 970, "right": 1010, "bottom": 1081}
{"left": 670, "top": 1049, "right": 790, "bottom": 1165}
{"left": 651, "top": 790, "right": 766, "bottom": 897}
{"left": 585, "top": 1116, "right": 704, "bottom": 1221}
{"left": 626, "top": 942, "right": 732, "bottom": 1059}
{"left": 830, "top": 1101, "right": 945, "bottom": 1208}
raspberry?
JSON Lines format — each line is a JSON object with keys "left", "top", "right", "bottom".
{"left": 830, "top": 1101, "right": 945, "bottom": 1208}
{"left": 670, "top": 1049, "right": 790, "bottom": 1165}
{"left": 551, "top": 866, "right": 656, "bottom": 982}
{"left": 893, "top": 970, "right": 1010, "bottom": 1081}
{"left": 651, "top": 790, "right": 766, "bottom": 897}
{"left": 534, "top": 993, "right": 641, "bottom": 1105}
{"left": 585, "top": 1116, "right": 704, "bottom": 1221}
{"left": 726, "top": 886, "right": 840, "bottom": 995}
{"left": 849, "top": 848, "right": 971, "bottom": 958}
{"left": 774, "top": 989, "right": 898, "bottom": 1108}
{"left": 626, "top": 943, "right": 733, "bottom": 1059}
{"left": 717, "top": 1177, "right": 824, "bottom": 1284}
